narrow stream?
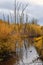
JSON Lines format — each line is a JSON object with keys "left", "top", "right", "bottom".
{"left": 15, "top": 46, "right": 42, "bottom": 65}
{"left": 0, "top": 46, "right": 42, "bottom": 65}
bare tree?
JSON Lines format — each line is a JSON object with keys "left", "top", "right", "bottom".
{"left": 21, "top": 4, "right": 28, "bottom": 15}
{"left": 31, "top": 18, "right": 38, "bottom": 25}
{"left": 20, "top": 3, "right": 29, "bottom": 24}
{"left": 17, "top": 2, "right": 22, "bottom": 23}
{"left": 14, "top": 0, "right": 22, "bottom": 24}
{"left": 7, "top": 14, "right": 9, "bottom": 24}
{"left": 3, "top": 13, "right": 5, "bottom": 21}
{"left": 26, "top": 13, "right": 28, "bottom": 23}
{"left": 14, "top": 0, "right": 16, "bottom": 23}
{"left": 20, "top": 13, "right": 24, "bottom": 24}
{"left": 14, "top": 0, "right": 29, "bottom": 24}
{"left": 10, "top": 12, "right": 12, "bottom": 23}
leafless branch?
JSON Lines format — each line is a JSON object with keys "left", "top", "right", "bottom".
{"left": 3, "top": 13, "right": 5, "bottom": 21}
{"left": 7, "top": 14, "right": 9, "bottom": 24}
{"left": 21, "top": 4, "right": 29, "bottom": 15}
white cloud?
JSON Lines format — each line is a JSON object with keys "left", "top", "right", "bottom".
{"left": 0, "top": 0, "right": 43, "bottom": 6}
{"left": 17, "top": 0, "right": 43, "bottom": 6}
{"left": 0, "top": 0, "right": 43, "bottom": 25}
{"left": 29, "top": 0, "right": 43, "bottom": 5}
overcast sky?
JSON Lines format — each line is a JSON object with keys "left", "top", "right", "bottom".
{"left": 0, "top": 0, "right": 43, "bottom": 25}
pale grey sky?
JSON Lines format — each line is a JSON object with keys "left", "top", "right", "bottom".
{"left": 0, "top": 0, "right": 43, "bottom": 25}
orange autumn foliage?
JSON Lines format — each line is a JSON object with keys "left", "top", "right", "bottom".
{"left": 0, "top": 20, "right": 42, "bottom": 53}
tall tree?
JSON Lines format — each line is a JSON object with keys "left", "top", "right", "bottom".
{"left": 26, "top": 13, "right": 28, "bottom": 23}
{"left": 31, "top": 18, "right": 38, "bottom": 25}
{"left": 14, "top": 0, "right": 29, "bottom": 24}
{"left": 7, "top": 14, "right": 9, "bottom": 24}
{"left": 20, "top": 3, "right": 29, "bottom": 24}
{"left": 3, "top": 13, "right": 5, "bottom": 21}
{"left": 14, "top": 0, "right": 16, "bottom": 23}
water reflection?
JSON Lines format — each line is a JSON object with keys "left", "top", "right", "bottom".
{"left": 0, "top": 46, "right": 42, "bottom": 65}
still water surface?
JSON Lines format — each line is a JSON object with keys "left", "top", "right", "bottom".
{"left": 0, "top": 46, "right": 42, "bottom": 65}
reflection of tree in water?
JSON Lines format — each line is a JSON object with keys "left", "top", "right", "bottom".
{"left": 16, "top": 46, "right": 42, "bottom": 65}
{"left": 0, "top": 42, "right": 43, "bottom": 65}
